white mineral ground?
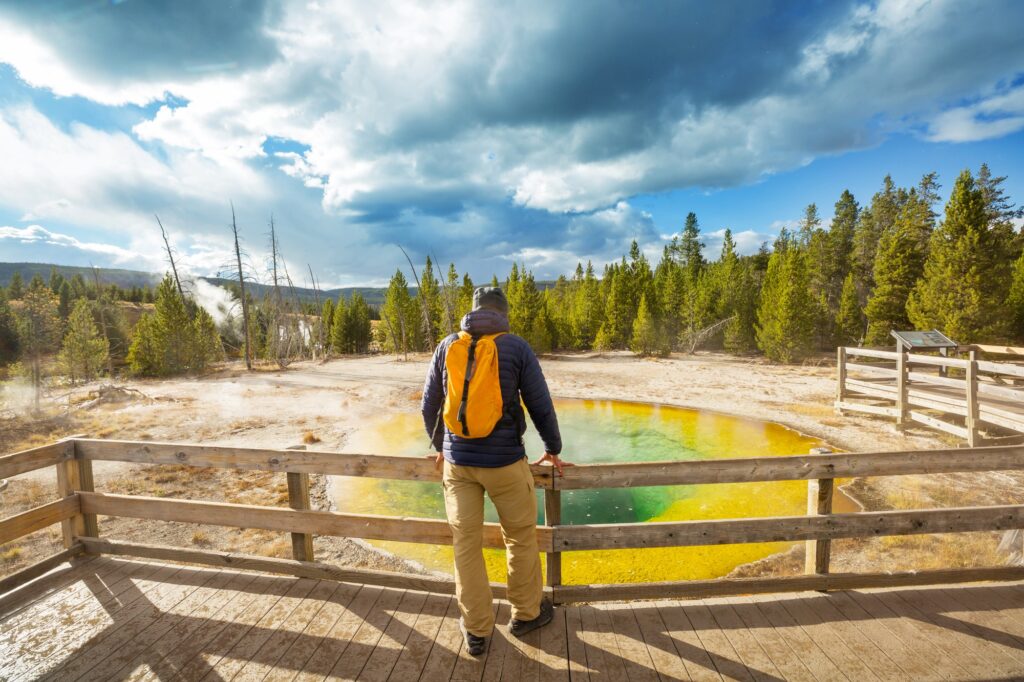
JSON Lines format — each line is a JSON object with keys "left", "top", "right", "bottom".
{"left": 2, "top": 351, "right": 1022, "bottom": 579}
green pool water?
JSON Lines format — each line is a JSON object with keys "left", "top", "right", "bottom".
{"left": 331, "top": 399, "right": 854, "bottom": 584}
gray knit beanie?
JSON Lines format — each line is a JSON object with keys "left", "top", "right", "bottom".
{"left": 472, "top": 286, "right": 509, "bottom": 314}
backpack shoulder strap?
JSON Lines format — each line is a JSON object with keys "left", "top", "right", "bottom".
{"left": 456, "top": 334, "right": 480, "bottom": 437}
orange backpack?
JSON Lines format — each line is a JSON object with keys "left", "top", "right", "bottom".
{"left": 443, "top": 332, "right": 505, "bottom": 438}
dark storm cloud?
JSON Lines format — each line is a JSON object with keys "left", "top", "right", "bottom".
{"left": 0, "top": 0, "right": 280, "bottom": 90}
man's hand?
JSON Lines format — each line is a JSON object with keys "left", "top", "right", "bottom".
{"left": 532, "top": 452, "right": 573, "bottom": 476}
{"left": 429, "top": 451, "right": 444, "bottom": 472}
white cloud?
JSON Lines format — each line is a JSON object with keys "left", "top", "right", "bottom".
{"left": 928, "top": 85, "right": 1024, "bottom": 143}
{"left": 0, "top": 224, "right": 142, "bottom": 263}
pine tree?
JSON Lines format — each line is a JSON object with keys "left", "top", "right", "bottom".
{"left": 191, "top": 307, "right": 223, "bottom": 371}
{"left": 378, "top": 270, "right": 415, "bottom": 356}
{"left": 852, "top": 175, "right": 904, "bottom": 302}
{"left": 723, "top": 260, "right": 759, "bottom": 353}
{"left": 16, "top": 281, "right": 61, "bottom": 410}
{"left": 755, "top": 247, "right": 816, "bottom": 362}
{"left": 348, "top": 292, "right": 372, "bottom": 353}
{"left": 331, "top": 296, "right": 350, "bottom": 353}
{"left": 0, "top": 288, "right": 18, "bottom": 363}
{"left": 864, "top": 192, "right": 930, "bottom": 345}
{"left": 58, "top": 280, "right": 73, "bottom": 321}
{"left": 126, "top": 275, "right": 210, "bottom": 375}
{"left": 458, "top": 273, "right": 475, "bottom": 321}
{"left": 675, "top": 212, "right": 705, "bottom": 281}
{"left": 835, "top": 273, "right": 865, "bottom": 346}
{"left": 49, "top": 266, "right": 64, "bottom": 295}
{"left": 797, "top": 203, "right": 821, "bottom": 247}
{"left": 8, "top": 272, "right": 23, "bottom": 299}
{"left": 630, "top": 294, "right": 668, "bottom": 356}
{"left": 829, "top": 190, "right": 859, "bottom": 301}
{"left": 571, "top": 261, "right": 603, "bottom": 348}
{"left": 127, "top": 314, "right": 161, "bottom": 375}
{"left": 320, "top": 299, "right": 335, "bottom": 357}
{"left": 59, "top": 298, "right": 109, "bottom": 384}
{"left": 595, "top": 263, "right": 632, "bottom": 348}
{"left": 908, "top": 169, "right": 1014, "bottom": 342}
{"left": 1009, "top": 249, "right": 1024, "bottom": 340}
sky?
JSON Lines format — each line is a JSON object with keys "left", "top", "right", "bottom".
{"left": 0, "top": 0, "right": 1022, "bottom": 287}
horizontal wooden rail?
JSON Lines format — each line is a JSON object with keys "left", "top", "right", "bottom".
{"left": 0, "top": 441, "right": 75, "bottom": 480}
{"left": 0, "top": 496, "right": 81, "bottom": 545}
{"left": 552, "top": 566, "right": 1024, "bottom": 602}
{"left": 843, "top": 348, "right": 898, "bottom": 360}
{"left": 977, "top": 360, "right": 1024, "bottom": 379}
{"left": 73, "top": 439, "right": 558, "bottom": 489}
{"left": 555, "top": 504, "right": 1024, "bottom": 550}
{"left": 555, "top": 445, "right": 1024, "bottom": 489}
{"left": 74, "top": 538, "right": 517, "bottom": 598}
{"left": 906, "top": 354, "right": 969, "bottom": 369}
{"left": 846, "top": 363, "right": 898, "bottom": 377}
{"left": 0, "top": 544, "right": 86, "bottom": 596}
{"left": 907, "top": 371, "right": 967, "bottom": 389}
{"left": 78, "top": 492, "right": 554, "bottom": 552}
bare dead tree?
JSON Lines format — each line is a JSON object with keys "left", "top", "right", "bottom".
{"left": 307, "top": 264, "right": 326, "bottom": 361}
{"left": 399, "top": 245, "right": 434, "bottom": 350}
{"left": 155, "top": 214, "right": 185, "bottom": 301}
{"left": 230, "top": 204, "right": 253, "bottom": 370}
{"left": 680, "top": 316, "right": 736, "bottom": 354}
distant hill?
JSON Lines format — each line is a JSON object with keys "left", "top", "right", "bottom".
{"left": 1, "top": 262, "right": 557, "bottom": 308}
{"left": 0, "top": 262, "right": 160, "bottom": 289}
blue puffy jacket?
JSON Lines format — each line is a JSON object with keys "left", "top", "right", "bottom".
{"left": 421, "top": 309, "right": 562, "bottom": 467}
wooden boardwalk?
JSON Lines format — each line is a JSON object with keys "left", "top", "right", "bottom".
{"left": 4, "top": 556, "right": 1024, "bottom": 681}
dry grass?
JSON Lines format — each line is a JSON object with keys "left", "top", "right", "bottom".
{"left": 191, "top": 530, "right": 210, "bottom": 546}
{"left": 0, "top": 546, "right": 23, "bottom": 563}
{"left": 302, "top": 431, "right": 321, "bottom": 444}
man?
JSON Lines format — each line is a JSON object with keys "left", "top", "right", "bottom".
{"left": 421, "top": 286, "right": 569, "bottom": 656}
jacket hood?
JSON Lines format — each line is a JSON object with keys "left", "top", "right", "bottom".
{"left": 461, "top": 309, "right": 510, "bottom": 336}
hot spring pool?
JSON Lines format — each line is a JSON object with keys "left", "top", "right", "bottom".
{"left": 331, "top": 399, "right": 855, "bottom": 584}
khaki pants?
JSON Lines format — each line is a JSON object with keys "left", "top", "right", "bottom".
{"left": 442, "top": 457, "right": 543, "bottom": 636}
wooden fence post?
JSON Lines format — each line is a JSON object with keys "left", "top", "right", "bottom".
{"left": 804, "top": 447, "right": 833, "bottom": 577}
{"left": 544, "top": 488, "right": 562, "bottom": 602}
{"left": 54, "top": 436, "right": 96, "bottom": 548}
{"left": 285, "top": 445, "right": 314, "bottom": 562}
{"left": 835, "top": 347, "right": 847, "bottom": 414}
{"left": 896, "top": 350, "right": 908, "bottom": 429}
{"left": 967, "top": 350, "right": 980, "bottom": 447}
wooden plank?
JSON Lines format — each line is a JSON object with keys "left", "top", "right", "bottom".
{"left": 605, "top": 604, "right": 659, "bottom": 681}
{"left": 229, "top": 578, "right": 341, "bottom": 680}
{"left": 262, "top": 581, "right": 362, "bottom": 682}
{"left": 205, "top": 578, "right": 320, "bottom": 680}
{"left": 0, "top": 495, "right": 80, "bottom": 545}
{"left": 577, "top": 604, "right": 629, "bottom": 682}
{"left": 481, "top": 601, "right": 514, "bottom": 682}
{"left": 845, "top": 382, "right": 898, "bottom": 402}
{"left": 907, "top": 371, "right": 967, "bottom": 389}
{"left": 358, "top": 589, "right": 429, "bottom": 682}
{"left": 74, "top": 568, "right": 241, "bottom": 681}
{"left": 537, "top": 602, "right": 571, "bottom": 682}
{"left": 0, "top": 440, "right": 73, "bottom": 479}
{"left": 978, "top": 359, "right": 1024, "bottom": 378}
{"left": 292, "top": 584, "right": 386, "bottom": 682}
{"left": 78, "top": 537, "right": 512, "bottom": 599}
{"left": 834, "top": 401, "right": 900, "bottom": 417}
{"left": 324, "top": 587, "right": 407, "bottom": 680}
{"left": 563, "top": 605, "right": 591, "bottom": 682}
{"left": 931, "top": 584, "right": 1024, "bottom": 664}
{"left": 896, "top": 350, "right": 908, "bottom": 427}
{"left": 553, "top": 566, "right": 1024, "bottom": 603}
{"left": 678, "top": 600, "right": 754, "bottom": 681}
{"left": 906, "top": 354, "right": 970, "bottom": 370}
{"left": 979, "top": 409, "right": 1024, "bottom": 433}
{"left": 968, "top": 351, "right": 981, "bottom": 447}
{"left": 79, "top": 492, "right": 553, "bottom": 552}
{"left": 846, "top": 362, "right": 899, "bottom": 377}
{"left": 388, "top": 592, "right": 455, "bottom": 681}
{"left": 555, "top": 504, "right": 1024, "bottom": 551}
{"left": 908, "top": 411, "right": 970, "bottom": 439}
{"left": 420, "top": 595, "right": 469, "bottom": 682}
{"left": 77, "top": 456, "right": 99, "bottom": 538}
{"left": 967, "top": 344, "right": 1024, "bottom": 357}
{"left": 844, "top": 590, "right": 971, "bottom": 680}
{"left": 0, "top": 544, "right": 83, "bottom": 596}
{"left": 169, "top": 572, "right": 295, "bottom": 680}
{"left": 701, "top": 598, "right": 782, "bottom": 682}
{"left": 557, "top": 445, "right": 1024, "bottom": 490}
{"left": 629, "top": 603, "right": 691, "bottom": 682}
{"left": 721, "top": 596, "right": 817, "bottom": 682}
{"left": 804, "top": 447, "right": 833, "bottom": 576}
{"left": 844, "top": 347, "right": 899, "bottom": 360}
{"left": 73, "top": 437, "right": 557, "bottom": 489}
{"left": 545, "top": 489, "right": 562, "bottom": 594}
{"left": 906, "top": 393, "right": 968, "bottom": 417}
{"left": 119, "top": 569, "right": 266, "bottom": 682}
{"left": 747, "top": 595, "right": 845, "bottom": 681}
{"left": 766, "top": 594, "right": 883, "bottom": 682}
{"left": 823, "top": 590, "right": 934, "bottom": 680}
{"left": 836, "top": 346, "right": 847, "bottom": 409}
{"left": 977, "top": 381, "right": 1024, "bottom": 401}
{"left": 654, "top": 599, "right": 724, "bottom": 682}
{"left": 54, "top": 460, "right": 85, "bottom": 548}
{"left": 287, "top": 471, "right": 315, "bottom": 561}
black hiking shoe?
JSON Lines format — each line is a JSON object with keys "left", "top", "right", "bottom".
{"left": 508, "top": 598, "right": 554, "bottom": 638}
{"left": 459, "top": 617, "right": 487, "bottom": 656}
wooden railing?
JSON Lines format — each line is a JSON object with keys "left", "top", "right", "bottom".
{"left": 836, "top": 345, "right": 1024, "bottom": 445}
{"left": 3, "top": 438, "right": 1024, "bottom": 603}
